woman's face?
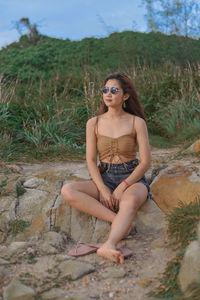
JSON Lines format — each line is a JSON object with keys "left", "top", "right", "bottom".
{"left": 102, "top": 79, "right": 125, "bottom": 108}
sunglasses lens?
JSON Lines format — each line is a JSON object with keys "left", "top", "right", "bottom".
{"left": 101, "top": 86, "right": 119, "bottom": 94}
{"left": 102, "top": 86, "right": 108, "bottom": 93}
{"left": 110, "top": 87, "right": 118, "bottom": 94}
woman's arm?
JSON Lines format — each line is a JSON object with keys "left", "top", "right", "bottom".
{"left": 124, "top": 116, "right": 151, "bottom": 185}
{"left": 86, "top": 117, "right": 105, "bottom": 191}
{"left": 86, "top": 117, "right": 115, "bottom": 210}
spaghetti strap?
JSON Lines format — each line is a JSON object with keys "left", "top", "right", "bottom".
{"left": 132, "top": 115, "right": 135, "bottom": 131}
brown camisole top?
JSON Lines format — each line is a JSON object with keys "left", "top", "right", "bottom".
{"left": 96, "top": 116, "right": 137, "bottom": 163}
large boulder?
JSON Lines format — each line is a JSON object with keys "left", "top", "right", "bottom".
{"left": 151, "top": 165, "right": 200, "bottom": 214}
{"left": 0, "top": 163, "right": 166, "bottom": 243}
{"left": 178, "top": 222, "right": 200, "bottom": 292}
{"left": 185, "top": 139, "right": 200, "bottom": 154}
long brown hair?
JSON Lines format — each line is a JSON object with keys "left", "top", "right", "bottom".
{"left": 98, "top": 72, "right": 146, "bottom": 122}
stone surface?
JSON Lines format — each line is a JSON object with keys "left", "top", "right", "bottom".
{"left": 17, "top": 189, "right": 49, "bottom": 223}
{"left": 151, "top": 165, "right": 200, "bottom": 213}
{"left": 0, "top": 257, "right": 9, "bottom": 265}
{"left": 1, "top": 152, "right": 199, "bottom": 300}
{"left": 39, "top": 241, "right": 59, "bottom": 255}
{"left": 23, "top": 177, "right": 46, "bottom": 189}
{"left": 58, "top": 260, "right": 95, "bottom": 280}
{"left": 40, "top": 288, "right": 67, "bottom": 299}
{"left": 185, "top": 139, "right": 200, "bottom": 154}
{"left": 1, "top": 242, "right": 27, "bottom": 259}
{"left": 102, "top": 267, "right": 126, "bottom": 279}
{"left": 178, "top": 240, "right": 200, "bottom": 292}
{"left": 0, "top": 163, "right": 167, "bottom": 242}
{"left": 60, "top": 295, "right": 92, "bottom": 300}
{"left": 3, "top": 278, "right": 35, "bottom": 300}
{"left": 178, "top": 221, "right": 200, "bottom": 293}
{"left": 43, "top": 231, "right": 64, "bottom": 248}
{"left": 135, "top": 199, "right": 166, "bottom": 233}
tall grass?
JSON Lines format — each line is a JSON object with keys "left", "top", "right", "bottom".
{"left": 0, "top": 62, "right": 200, "bottom": 161}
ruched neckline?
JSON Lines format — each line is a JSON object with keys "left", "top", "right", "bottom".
{"left": 97, "top": 132, "right": 134, "bottom": 140}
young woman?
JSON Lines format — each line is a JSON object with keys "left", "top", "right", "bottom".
{"left": 61, "top": 72, "right": 151, "bottom": 264}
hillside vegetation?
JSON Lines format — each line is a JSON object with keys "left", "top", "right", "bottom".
{"left": 0, "top": 31, "right": 200, "bottom": 161}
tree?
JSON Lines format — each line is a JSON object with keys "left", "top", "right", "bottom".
{"left": 16, "top": 17, "right": 42, "bottom": 44}
{"left": 143, "top": 0, "right": 200, "bottom": 38}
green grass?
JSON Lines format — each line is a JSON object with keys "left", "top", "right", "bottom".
{"left": 1, "top": 58, "right": 200, "bottom": 161}
{"left": 7, "top": 220, "right": 31, "bottom": 236}
{"left": 149, "top": 134, "right": 175, "bottom": 149}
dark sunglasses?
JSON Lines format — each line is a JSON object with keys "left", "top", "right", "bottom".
{"left": 101, "top": 86, "right": 120, "bottom": 94}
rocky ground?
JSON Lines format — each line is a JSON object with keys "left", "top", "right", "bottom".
{"left": 0, "top": 147, "right": 200, "bottom": 300}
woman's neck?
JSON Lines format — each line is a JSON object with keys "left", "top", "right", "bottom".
{"left": 106, "top": 108, "right": 126, "bottom": 118}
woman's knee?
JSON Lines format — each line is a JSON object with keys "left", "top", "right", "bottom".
{"left": 119, "top": 197, "right": 140, "bottom": 214}
{"left": 61, "top": 183, "right": 75, "bottom": 204}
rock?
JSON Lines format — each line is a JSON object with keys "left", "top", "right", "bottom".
{"left": 70, "top": 163, "right": 90, "bottom": 180}
{"left": 151, "top": 165, "right": 200, "bottom": 214}
{"left": 1, "top": 242, "right": 27, "bottom": 259}
{"left": 60, "top": 295, "right": 92, "bottom": 300}
{"left": 40, "top": 241, "right": 59, "bottom": 255}
{"left": 178, "top": 240, "right": 200, "bottom": 292}
{"left": 17, "top": 189, "right": 49, "bottom": 223}
{"left": 139, "top": 279, "right": 151, "bottom": 287}
{"left": 178, "top": 221, "right": 200, "bottom": 293}
{"left": 135, "top": 199, "right": 167, "bottom": 233}
{"left": 3, "top": 278, "right": 35, "bottom": 300}
{"left": 55, "top": 197, "right": 110, "bottom": 243}
{"left": 5, "top": 164, "right": 22, "bottom": 173}
{"left": 43, "top": 231, "right": 64, "bottom": 248}
{"left": 0, "top": 258, "right": 9, "bottom": 265}
{"left": 70, "top": 208, "right": 94, "bottom": 242}
{"left": 102, "top": 267, "right": 126, "bottom": 279}
{"left": 145, "top": 165, "right": 167, "bottom": 185}
{"left": 58, "top": 260, "right": 95, "bottom": 280}
{"left": 91, "top": 218, "right": 110, "bottom": 243}
{"left": 23, "top": 177, "right": 46, "bottom": 189}
{"left": 0, "top": 196, "right": 16, "bottom": 229}
{"left": 54, "top": 195, "right": 72, "bottom": 235}
{"left": 0, "top": 163, "right": 171, "bottom": 242}
{"left": 40, "top": 288, "right": 67, "bottom": 299}
{"left": 185, "top": 140, "right": 200, "bottom": 154}
{"left": 0, "top": 245, "right": 7, "bottom": 254}
{"left": 55, "top": 254, "right": 71, "bottom": 262}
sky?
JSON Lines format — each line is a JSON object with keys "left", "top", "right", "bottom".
{"left": 0, "top": 0, "right": 147, "bottom": 48}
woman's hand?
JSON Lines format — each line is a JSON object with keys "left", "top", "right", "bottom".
{"left": 112, "top": 183, "right": 127, "bottom": 211}
{"left": 99, "top": 185, "right": 115, "bottom": 211}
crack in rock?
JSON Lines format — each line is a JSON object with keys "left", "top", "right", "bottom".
{"left": 23, "top": 187, "right": 51, "bottom": 193}
{"left": 49, "top": 180, "right": 65, "bottom": 231}
{"left": 14, "top": 177, "right": 24, "bottom": 220}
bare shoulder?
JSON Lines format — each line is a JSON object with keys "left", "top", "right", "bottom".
{"left": 135, "top": 116, "right": 147, "bottom": 129}
{"left": 86, "top": 116, "right": 98, "bottom": 128}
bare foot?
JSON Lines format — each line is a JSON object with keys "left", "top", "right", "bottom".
{"left": 97, "top": 246, "right": 124, "bottom": 264}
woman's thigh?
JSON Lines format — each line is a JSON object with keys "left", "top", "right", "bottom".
{"left": 62, "top": 180, "right": 100, "bottom": 200}
{"left": 120, "top": 182, "right": 148, "bottom": 209}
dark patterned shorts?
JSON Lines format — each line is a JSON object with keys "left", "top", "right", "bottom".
{"left": 99, "top": 158, "right": 150, "bottom": 197}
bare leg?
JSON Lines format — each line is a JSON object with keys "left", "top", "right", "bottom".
{"left": 61, "top": 180, "right": 116, "bottom": 223}
{"left": 97, "top": 183, "right": 148, "bottom": 263}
